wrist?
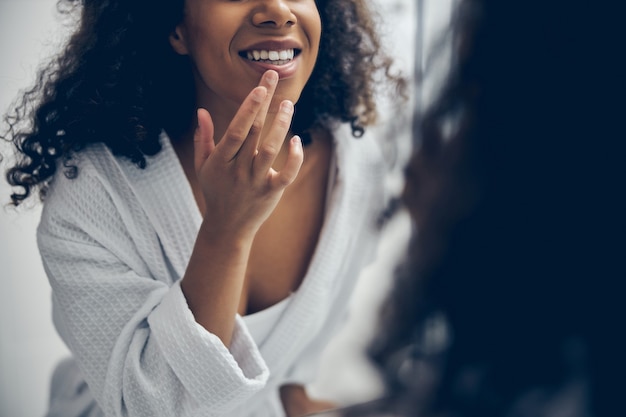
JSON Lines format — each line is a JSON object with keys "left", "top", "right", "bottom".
{"left": 197, "top": 218, "right": 256, "bottom": 252}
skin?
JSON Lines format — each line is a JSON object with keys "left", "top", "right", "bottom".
{"left": 169, "top": 0, "right": 321, "bottom": 141}
{"left": 168, "top": 1, "right": 334, "bottom": 415}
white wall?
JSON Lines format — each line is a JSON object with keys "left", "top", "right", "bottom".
{"left": 1, "top": 2, "right": 72, "bottom": 417}
{"left": 0, "top": 1, "right": 451, "bottom": 416}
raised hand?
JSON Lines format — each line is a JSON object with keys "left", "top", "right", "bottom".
{"left": 193, "top": 70, "right": 304, "bottom": 242}
{"left": 181, "top": 70, "right": 304, "bottom": 345}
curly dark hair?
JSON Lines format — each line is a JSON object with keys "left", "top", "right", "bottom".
{"left": 360, "top": 0, "right": 623, "bottom": 416}
{"left": 2, "top": 0, "right": 404, "bottom": 205}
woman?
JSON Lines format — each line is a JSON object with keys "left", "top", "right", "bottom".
{"left": 1, "top": 0, "right": 404, "bottom": 416}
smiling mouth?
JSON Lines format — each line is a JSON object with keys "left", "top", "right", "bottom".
{"left": 240, "top": 48, "right": 300, "bottom": 65}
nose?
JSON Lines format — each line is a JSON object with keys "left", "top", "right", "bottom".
{"left": 252, "top": 0, "right": 297, "bottom": 28}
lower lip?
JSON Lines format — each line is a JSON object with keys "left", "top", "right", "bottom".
{"left": 242, "top": 56, "right": 299, "bottom": 79}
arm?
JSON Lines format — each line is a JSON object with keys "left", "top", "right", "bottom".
{"left": 39, "top": 70, "right": 302, "bottom": 416}
{"left": 181, "top": 70, "right": 303, "bottom": 346}
{"left": 38, "top": 158, "right": 268, "bottom": 416}
{"left": 39, "top": 183, "right": 268, "bottom": 417}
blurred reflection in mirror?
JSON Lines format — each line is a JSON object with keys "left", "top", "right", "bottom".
{"left": 317, "top": 0, "right": 623, "bottom": 416}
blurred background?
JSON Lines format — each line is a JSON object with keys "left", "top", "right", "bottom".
{"left": 0, "top": 1, "right": 452, "bottom": 415}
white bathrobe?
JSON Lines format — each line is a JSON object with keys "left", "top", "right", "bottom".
{"left": 38, "top": 123, "right": 387, "bottom": 417}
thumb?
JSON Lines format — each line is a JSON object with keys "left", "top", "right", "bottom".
{"left": 194, "top": 108, "right": 216, "bottom": 175}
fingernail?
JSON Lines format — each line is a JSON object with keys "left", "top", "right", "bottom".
{"left": 265, "top": 70, "right": 278, "bottom": 85}
{"left": 281, "top": 100, "right": 294, "bottom": 114}
{"left": 293, "top": 135, "right": 302, "bottom": 146}
{"left": 252, "top": 87, "right": 267, "bottom": 103}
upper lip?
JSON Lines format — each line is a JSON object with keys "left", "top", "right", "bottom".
{"left": 239, "top": 39, "right": 303, "bottom": 53}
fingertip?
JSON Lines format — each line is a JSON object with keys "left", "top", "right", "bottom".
{"left": 264, "top": 70, "right": 279, "bottom": 85}
{"left": 280, "top": 100, "right": 294, "bottom": 115}
{"left": 290, "top": 135, "right": 305, "bottom": 166}
{"left": 251, "top": 86, "right": 268, "bottom": 103}
{"left": 197, "top": 107, "right": 215, "bottom": 130}
{"left": 196, "top": 108, "right": 206, "bottom": 129}
{"left": 291, "top": 135, "right": 302, "bottom": 148}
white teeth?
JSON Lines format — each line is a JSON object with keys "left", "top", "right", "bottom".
{"left": 245, "top": 49, "right": 295, "bottom": 63}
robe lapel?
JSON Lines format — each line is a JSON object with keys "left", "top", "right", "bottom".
{"left": 121, "top": 132, "right": 202, "bottom": 282}
{"left": 259, "top": 124, "right": 382, "bottom": 372}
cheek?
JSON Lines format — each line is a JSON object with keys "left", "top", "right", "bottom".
{"left": 304, "top": 16, "right": 322, "bottom": 73}
{"left": 185, "top": 28, "right": 230, "bottom": 78}
{"left": 182, "top": 13, "right": 230, "bottom": 57}
{"left": 297, "top": 3, "right": 322, "bottom": 47}
{"left": 310, "top": 16, "right": 322, "bottom": 51}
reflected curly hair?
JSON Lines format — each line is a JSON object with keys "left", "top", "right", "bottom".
{"left": 2, "top": 0, "right": 404, "bottom": 205}
{"left": 364, "top": 0, "right": 622, "bottom": 416}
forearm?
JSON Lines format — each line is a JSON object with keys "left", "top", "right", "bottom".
{"left": 181, "top": 219, "right": 255, "bottom": 346}
{"left": 182, "top": 70, "right": 301, "bottom": 347}
{"left": 41, "top": 231, "right": 268, "bottom": 417}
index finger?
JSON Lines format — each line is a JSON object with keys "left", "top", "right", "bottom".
{"left": 214, "top": 85, "right": 268, "bottom": 162}
{"left": 238, "top": 70, "right": 279, "bottom": 159}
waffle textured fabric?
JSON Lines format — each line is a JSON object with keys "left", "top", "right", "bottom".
{"left": 38, "top": 123, "right": 387, "bottom": 417}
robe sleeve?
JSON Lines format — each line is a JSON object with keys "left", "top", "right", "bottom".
{"left": 38, "top": 165, "right": 269, "bottom": 417}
